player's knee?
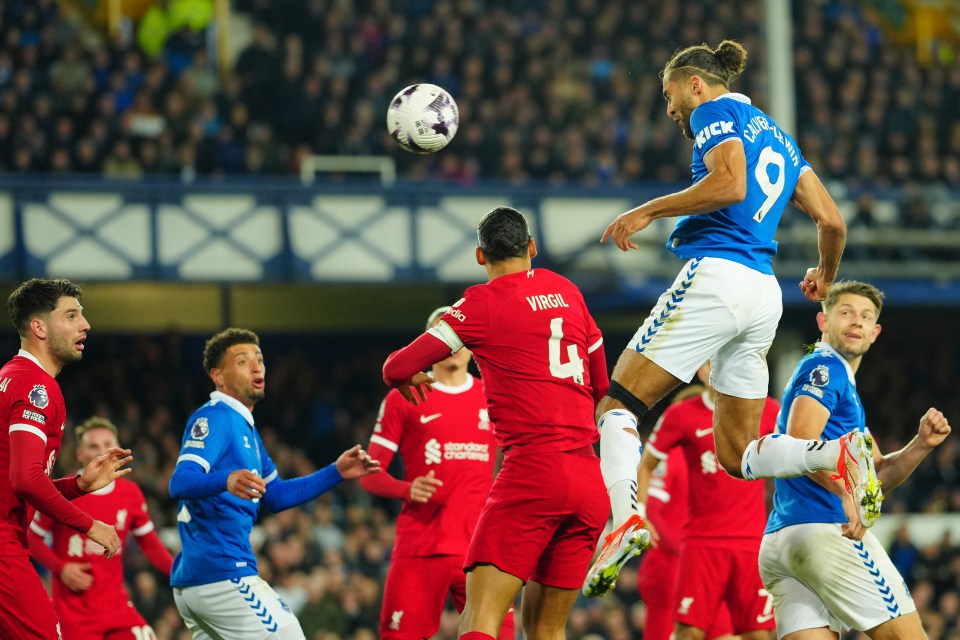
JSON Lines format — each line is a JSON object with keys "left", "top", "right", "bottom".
{"left": 600, "top": 381, "right": 649, "bottom": 424}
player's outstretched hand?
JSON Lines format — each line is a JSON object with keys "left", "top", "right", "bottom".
{"left": 86, "top": 520, "right": 122, "bottom": 559}
{"left": 409, "top": 470, "right": 443, "bottom": 503}
{"left": 336, "top": 444, "right": 382, "bottom": 479}
{"left": 601, "top": 207, "right": 653, "bottom": 252}
{"left": 60, "top": 561, "right": 93, "bottom": 592}
{"left": 78, "top": 447, "right": 133, "bottom": 493}
{"left": 918, "top": 407, "right": 951, "bottom": 449}
{"left": 839, "top": 491, "right": 866, "bottom": 541}
{"left": 227, "top": 469, "right": 267, "bottom": 501}
{"left": 398, "top": 372, "right": 435, "bottom": 406}
{"left": 800, "top": 267, "right": 831, "bottom": 302}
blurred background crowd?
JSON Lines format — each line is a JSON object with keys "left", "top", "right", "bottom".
{"left": 4, "top": 0, "right": 959, "bottom": 638}
{"left": 0, "top": 0, "right": 958, "bottom": 202}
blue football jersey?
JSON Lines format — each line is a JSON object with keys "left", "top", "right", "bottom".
{"left": 668, "top": 93, "right": 811, "bottom": 274}
{"left": 766, "top": 342, "right": 868, "bottom": 533}
{"left": 170, "top": 391, "right": 278, "bottom": 587}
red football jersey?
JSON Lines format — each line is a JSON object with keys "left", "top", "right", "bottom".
{"left": 646, "top": 393, "right": 779, "bottom": 549}
{"left": 435, "top": 269, "right": 604, "bottom": 453}
{"left": 0, "top": 352, "right": 68, "bottom": 556}
{"left": 646, "top": 446, "right": 689, "bottom": 557}
{"left": 372, "top": 375, "right": 496, "bottom": 557}
{"left": 31, "top": 478, "right": 155, "bottom": 622}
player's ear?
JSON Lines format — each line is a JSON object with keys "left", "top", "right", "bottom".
{"left": 870, "top": 323, "right": 882, "bottom": 343}
{"left": 690, "top": 75, "right": 703, "bottom": 96}
{"left": 815, "top": 311, "right": 828, "bottom": 332}
{"left": 475, "top": 246, "right": 486, "bottom": 266}
{"left": 29, "top": 316, "right": 46, "bottom": 340}
{"left": 528, "top": 238, "right": 537, "bottom": 259}
{"left": 210, "top": 368, "right": 223, "bottom": 389}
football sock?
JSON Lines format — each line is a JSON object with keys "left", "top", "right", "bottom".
{"left": 741, "top": 434, "right": 842, "bottom": 480}
{"left": 460, "top": 632, "right": 496, "bottom": 640}
{"left": 598, "top": 409, "right": 643, "bottom": 527}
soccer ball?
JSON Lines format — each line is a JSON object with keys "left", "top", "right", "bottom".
{"left": 387, "top": 84, "right": 459, "bottom": 154}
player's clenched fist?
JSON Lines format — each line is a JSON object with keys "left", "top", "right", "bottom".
{"left": 409, "top": 470, "right": 443, "bottom": 503}
{"left": 918, "top": 407, "right": 951, "bottom": 449}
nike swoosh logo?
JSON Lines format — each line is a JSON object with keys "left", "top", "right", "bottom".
{"left": 695, "top": 427, "right": 714, "bottom": 437}
{"left": 420, "top": 413, "right": 442, "bottom": 424}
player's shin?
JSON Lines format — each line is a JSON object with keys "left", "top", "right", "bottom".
{"left": 598, "top": 410, "right": 643, "bottom": 527}
{"left": 741, "top": 434, "right": 841, "bottom": 480}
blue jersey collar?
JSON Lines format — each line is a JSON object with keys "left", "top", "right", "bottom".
{"left": 714, "top": 92, "right": 751, "bottom": 105}
{"left": 209, "top": 391, "right": 256, "bottom": 426}
{"left": 814, "top": 341, "right": 856, "bottom": 386}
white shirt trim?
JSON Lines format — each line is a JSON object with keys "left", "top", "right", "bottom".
{"left": 264, "top": 469, "right": 279, "bottom": 484}
{"left": 587, "top": 337, "right": 604, "bottom": 354}
{"left": 648, "top": 486, "right": 670, "bottom": 503}
{"left": 9, "top": 423, "right": 46, "bottom": 443}
{"left": 432, "top": 374, "right": 474, "bottom": 395}
{"left": 370, "top": 434, "right": 399, "bottom": 452}
{"left": 29, "top": 520, "right": 50, "bottom": 537}
{"left": 132, "top": 521, "right": 155, "bottom": 537}
{"left": 16, "top": 349, "right": 44, "bottom": 369}
{"left": 209, "top": 391, "right": 255, "bottom": 426}
{"left": 91, "top": 480, "right": 116, "bottom": 496}
{"left": 715, "top": 92, "right": 752, "bottom": 105}
{"left": 646, "top": 442, "right": 668, "bottom": 461}
{"left": 177, "top": 454, "right": 211, "bottom": 472}
{"left": 701, "top": 391, "right": 715, "bottom": 411}
{"left": 814, "top": 341, "right": 857, "bottom": 386}
{"left": 427, "top": 321, "right": 464, "bottom": 354}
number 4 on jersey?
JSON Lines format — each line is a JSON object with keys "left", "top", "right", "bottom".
{"left": 548, "top": 317, "right": 585, "bottom": 385}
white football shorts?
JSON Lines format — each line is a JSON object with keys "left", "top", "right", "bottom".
{"left": 627, "top": 256, "right": 782, "bottom": 398}
{"left": 759, "top": 522, "right": 915, "bottom": 638}
{"left": 174, "top": 576, "right": 305, "bottom": 640}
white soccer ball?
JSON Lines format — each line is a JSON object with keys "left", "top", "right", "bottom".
{"left": 387, "top": 84, "right": 459, "bottom": 154}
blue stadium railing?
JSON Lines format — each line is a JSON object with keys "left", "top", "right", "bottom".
{"left": 1, "top": 175, "right": 958, "bottom": 306}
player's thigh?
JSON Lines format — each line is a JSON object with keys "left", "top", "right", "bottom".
{"left": 711, "top": 266, "right": 781, "bottom": 400}
{"left": 673, "top": 545, "right": 732, "bottom": 632}
{"left": 529, "top": 450, "right": 608, "bottom": 590}
{"left": 759, "top": 529, "right": 839, "bottom": 639}
{"left": 380, "top": 554, "right": 459, "bottom": 639}
{"left": 864, "top": 610, "right": 926, "bottom": 640}
{"left": 174, "top": 576, "right": 305, "bottom": 640}
{"left": 625, "top": 257, "right": 738, "bottom": 389}
{"left": 0, "top": 556, "right": 61, "bottom": 640}
{"left": 466, "top": 449, "right": 603, "bottom": 587}
{"left": 520, "top": 581, "right": 580, "bottom": 640}
{"left": 724, "top": 548, "right": 776, "bottom": 634}
{"left": 780, "top": 524, "right": 915, "bottom": 632}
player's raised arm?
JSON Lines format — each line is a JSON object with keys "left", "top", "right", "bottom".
{"left": 788, "top": 170, "right": 846, "bottom": 301}
{"left": 874, "top": 407, "right": 951, "bottom": 491}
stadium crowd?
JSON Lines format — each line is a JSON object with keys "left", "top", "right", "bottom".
{"left": 0, "top": 1, "right": 958, "bottom": 210}
{"left": 31, "top": 322, "right": 958, "bottom": 639}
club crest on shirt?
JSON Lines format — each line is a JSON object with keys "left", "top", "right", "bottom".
{"left": 190, "top": 417, "right": 210, "bottom": 440}
{"left": 28, "top": 384, "right": 49, "bottom": 409}
{"left": 809, "top": 365, "right": 830, "bottom": 387}
{"left": 478, "top": 408, "right": 490, "bottom": 430}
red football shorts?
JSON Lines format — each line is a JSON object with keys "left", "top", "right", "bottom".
{"left": 639, "top": 548, "right": 734, "bottom": 640}
{"left": 464, "top": 446, "right": 608, "bottom": 590}
{"left": 57, "top": 604, "right": 151, "bottom": 640}
{"left": 675, "top": 543, "right": 775, "bottom": 633}
{"left": 380, "top": 554, "right": 514, "bottom": 640}
{"left": 0, "top": 555, "right": 61, "bottom": 639}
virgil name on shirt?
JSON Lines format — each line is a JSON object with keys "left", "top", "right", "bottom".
{"left": 669, "top": 93, "right": 811, "bottom": 275}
